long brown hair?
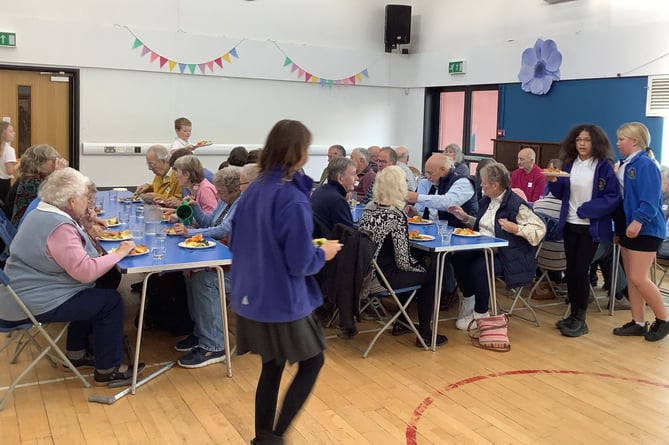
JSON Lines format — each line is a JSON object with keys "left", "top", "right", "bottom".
{"left": 560, "top": 124, "right": 613, "bottom": 165}
{"left": 259, "top": 120, "right": 312, "bottom": 181}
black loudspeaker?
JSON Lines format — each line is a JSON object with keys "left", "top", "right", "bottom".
{"left": 385, "top": 5, "right": 411, "bottom": 53}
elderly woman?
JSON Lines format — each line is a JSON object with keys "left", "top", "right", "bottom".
{"left": 443, "top": 143, "right": 470, "bottom": 177}
{"left": 449, "top": 162, "right": 546, "bottom": 330}
{"left": 0, "top": 168, "right": 141, "bottom": 384}
{"left": 171, "top": 166, "right": 245, "bottom": 368}
{"left": 4, "top": 144, "right": 67, "bottom": 225}
{"left": 358, "top": 166, "right": 447, "bottom": 347}
{"left": 172, "top": 155, "right": 218, "bottom": 214}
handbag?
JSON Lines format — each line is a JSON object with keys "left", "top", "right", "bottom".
{"left": 467, "top": 314, "right": 510, "bottom": 352}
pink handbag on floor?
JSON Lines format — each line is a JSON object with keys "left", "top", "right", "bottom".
{"left": 467, "top": 314, "right": 510, "bottom": 352}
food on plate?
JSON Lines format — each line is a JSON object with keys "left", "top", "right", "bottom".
{"left": 98, "top": 229, "right": 131, "bottom": 240}
{"left": 453, "top": 228, "right": 478, "bottom": 236}
{"left": 184, "top": 233, "right": 209, "bottom": 247}
{"left": 542, "top": 167, "right": 569, "bottom": 176}
{"left": 195, "top": 140, "right": 212, "bottom": 147}
{"left": 130, "top": 244, "right": 148, "bottom": 254}
{"left": 408, "top": 230, "right": 430, "bottom": 240}
{"left": 165, "top": 226, "right": 178, "bottom": 235}
{"left": 94, "top": 207, "right": 103, "bottom": 214}
{"left": 106, "top": 216, "right": 119, "bottom": 225}
{"left": 408, "top": 215, "right": 429, "bottom": 223}
{"left": 313, "top": 238, "right": 327, "bottom": 247}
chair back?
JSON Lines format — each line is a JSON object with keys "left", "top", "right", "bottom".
{"left": 0, "top": 208, "right": 16, "bottom": 262}
{"left": 536, "top": 240, "right": 566, "bottom": 272}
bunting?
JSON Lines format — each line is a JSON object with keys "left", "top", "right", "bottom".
{"left": 280, "top": 55, "right": 369, "bottom": 87}
{"left": 129, "top": 34, "right": 241, "bottom": 75}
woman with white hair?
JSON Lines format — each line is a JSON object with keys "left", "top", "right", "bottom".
{"left": 358, "top": 166, "right": 447, "bottom": 347}
{"left": 0, "top": 167, "right": 143, "bottom": 385}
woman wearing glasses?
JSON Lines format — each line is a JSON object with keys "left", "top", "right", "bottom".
{"left": 546, "top": 124, "right": 620, "bottom": 337}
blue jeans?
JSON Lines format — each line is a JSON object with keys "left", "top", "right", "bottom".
{"left": 36, "top": 287, "right": 124, "bottom": 369}
{"left": 185, "top": 270, "right": 225, "bottom": 352}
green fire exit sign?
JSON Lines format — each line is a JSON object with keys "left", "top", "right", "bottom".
{"left": 0, "top": 32, "right": 16, "bottom": 47}
{"left": 448, "top": 60, "right": 465, "bottom": 74}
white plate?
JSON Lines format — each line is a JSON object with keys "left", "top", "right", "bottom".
{"left": 409, "top": 234, "right": 435, "bottom": 242}
{"left": 542, "top": 170, "right": 570, "bottom": 177}
{"left": 452, "top": 230, "right": 482, "bottom": 237}
{"left": 109, "top": 247, "right": 149, "bottom": 256}
{"left": 106, "top": 223, "right": 121, "bottom": 228}
{"left": 97, "top": 233, "right": 132, "bottom": 241}
{"left": 408, "top": 219, "right": 433, "bottom": 225}
{"left": 194, "top": 141, "right": 212, "bottom": 148}
{"left": 178, "top": 241, "right": 216, "bottom": 249}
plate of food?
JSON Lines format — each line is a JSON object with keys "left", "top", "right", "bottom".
{"left": 408, "top": 231, "right": 435, "bottom": 242}
{"left": 97, "top": 229, "right": 132, "bottom": 241}
{"left": 118, "top": 196, "right": 143, "bottom": 203}
{"left": 165, "top": 226, "right": 180, "bottom": 236}
{"left": 109, "top": 244, "right": 149, "bottom": 256}
{"left": 194, "top": 140, "right": 212, "bottom": 148}
{"left": 542, "top": 168, "right": 570, "bottom": 177}
{"left": 179, "top": 234, "right": 215, "bottom": 249}
{"left": 408, "top": 215, "right": 433, "bottom": 225}
{"left": 453, "top": 228, "right": 481, "bottom": 237}
{"left": 94, "top": 207, "right": 104, "bottom": 215}
{"left": 106, "top": 216, "right": 120, "bottom": 227}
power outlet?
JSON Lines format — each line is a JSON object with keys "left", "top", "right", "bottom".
{"left": 134, "top": 146, "right": 142, "bottom": 154}
{"left": 104, "top": 146, "right": 116, "bottom": 153}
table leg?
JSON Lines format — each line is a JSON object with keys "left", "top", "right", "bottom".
{"left": 213, "top": 266, "right": 233, "bottom": 377}
{"left": 484, "top": 248, "right": 498, "bottom": 316}
{"left": 430, "top": 252, "right": 448, "bottom": 351}
{"left": 609, "top": 243, "right": 620, "bottom": 316}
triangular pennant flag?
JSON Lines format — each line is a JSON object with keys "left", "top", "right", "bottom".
{"left": 188, "top": 64, "right": 196, "bottom": 74}
{"left": 319, "top": 78, "right": 327, "bottom": 85}
{"left": 198, "top": 63, "right": 206, "bottom": 74}
{"left": 362, "top": 69, "right": 369, "bottom": 78}
{"left": 141, "top": 46, "right": 151, "bottom": 57}
{"left": 291, "top": 63, "right": 298, "bottom": 73}
{"left": 327, "top": 80, "right": 334, "bottom": 87}
{"left": 132, "top": 38, "right": 143, "bottom": 49}
{"left": 207, "top": 61, "right": 214, "bottom": 72}
{"left": 310, "top": 76, "right": 319, "bottom": 84}
{"left": 283, "top": 57, "right": 292, "bottom": 67}
{"left": 150, "top": 52, "right": 159, "bottom": 63}
{"left": 297, "top": 68, "right": 305, "bottom": 78}
{"left": 335, "top": 80, "right": 342, "bottom": 85}
{"left": 305, "top": 73, "right": 312, "bottom": 82}
{"left": 168, "top": 60, "right": 177, "bottom": 71}
{"left": 222, "top": 53, "right": 231, "bottom": 63}
{"left": 159, "top": 56, "right": 168, "bottom": 68}
{"left": 229, "top": 48, "right": 239, "bottom": 58}
{"left": 179, "top": 63, "right": 187, "bottom": 73}
{"left": 349, "top": 75, "right": 356, "bottom": 85}
{"left": 214, "top": 57, "right": 223, "bottom": 68}
{"left": 355, "top": 73, "right": 363, "bottom": 82}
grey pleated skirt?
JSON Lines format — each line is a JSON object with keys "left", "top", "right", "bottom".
{"left": 236, "top": 313, "right": 326, "bottom": 364}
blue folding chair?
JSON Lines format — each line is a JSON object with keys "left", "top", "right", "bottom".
{"left": 0, "top": 269, "right": 90, "bottom": 410}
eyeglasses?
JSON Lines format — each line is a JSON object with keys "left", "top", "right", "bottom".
{"left": 575, "top": 138, "right": 592, "bottom": 143}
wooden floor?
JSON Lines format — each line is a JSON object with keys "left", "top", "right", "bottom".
{"left": 2, "top": 275, "right": 669, "bottom": 445}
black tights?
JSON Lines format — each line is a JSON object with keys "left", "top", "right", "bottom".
{"left": 255, "top": 352, "right": 324, "bottom": 437}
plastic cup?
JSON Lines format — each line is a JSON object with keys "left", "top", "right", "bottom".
{"left": 152, "top": 232, "right": 167, "bottom": 260}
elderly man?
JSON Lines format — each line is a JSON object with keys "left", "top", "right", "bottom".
{"left": 311, "top": 157, "right": 357, "bottom": 238}
{"left": 350, "top": 147, "right": 376, "bottom": 200}
{"left": 136, "top": 144, "right": 182, "bottom": 207}
{"left": 362, "top": 146, "right": 396, "bottom": 204}
{"left": 510, "top": 147, "right": 545, "bottom": 203}
{"left": 395, "top": 146, "right": 417, "bottom": 192}
{"left": 367, "top": 145, "right": 381, "bottom": 172}
{"left": 318, "top": 144, "right": 346, "bottom": 185}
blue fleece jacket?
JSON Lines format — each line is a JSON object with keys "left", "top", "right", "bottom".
{"left": 547, "top": 158, "right": 620, "bottom": 243}
{"left": 230, "top": 166, "right": 326, "bottom": 323}
{"left": 620, "top": 151, "right": 665, "bottom": 240}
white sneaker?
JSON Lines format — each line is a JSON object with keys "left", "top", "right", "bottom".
{"left": 455, "top": 296, "right": 475, "bottom": 330}
{"left": 457, "top": 311, "right": 490, "bottom": 331}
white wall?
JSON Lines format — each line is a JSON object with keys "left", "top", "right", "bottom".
{"left": 2, "top": 0, "right": 668, "bottom": 186}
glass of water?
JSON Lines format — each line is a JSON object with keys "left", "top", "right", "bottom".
{"left": 130, "top": 216, "right": 145, "bottom": 240}
{"left": 152, "top": 232, "right": 167, "bottom": 260}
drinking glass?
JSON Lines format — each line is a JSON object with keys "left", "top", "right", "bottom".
{"left": 428, "top": 209, "right": 439, "bottom": 224}
{"left": 95, "top": 199, "right": 104, "bottom": 214}
{"left": 152, "top": 232, "right": 167, "bottom": 260}
{"left": 119, "top": 210, "right": 130, "bottom": 226}
{"left": 440, "top": 228, "right": 452, "bottom": 244}
{"left": 130, "top": 216, "right": 145, "bottom": 240}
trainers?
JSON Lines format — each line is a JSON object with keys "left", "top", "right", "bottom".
{"left": 559, "top": 318, "right": 588, "bottom": 337}
{"left": 613, "top": 320, "right": 647, "bottom": 336}
{"left": 94, "top": 363, "right": 145, "bottom": 386}
{"left": 174, "top": 334, "right": 199, "bottom": 352}
{"left": 63, "top": 353, "right": 95, "bottom": 371}
{"left": 456, "top": 310, "right": 488, "bottom": 331}
{"left": 177, "top": 347, "right": 226, "bottom": 368}
{"left": 416, "top": 333, "right": 448, "bottom": 348}
{"left": 555, "top": 314, "right": 575, "bottom": 330}
{"left": 644, "top": 318, "right": 669, "bottom": 342}
{"left": 455, "top": 296, "right": 475, "bottom": 330}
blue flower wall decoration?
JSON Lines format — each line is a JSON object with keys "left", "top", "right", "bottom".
{"left": 518, "top": 38, "right": 562, "bottom": 95}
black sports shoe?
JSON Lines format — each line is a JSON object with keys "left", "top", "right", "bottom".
{"left": 644, "top": 318, "right": 669, "bottom": 342}
{"left": 174, "top": 334, "right": 199, "bottom": 352}
{"left": 63, "top": 353, "right": 95, "bottom": 371}
{"left": 416, "top": 333, "right": 447, "bottom": 348}
{"left": 555, "top": 314, "right": 575, "bottom": 330}
{"left": 559, "top": 318, "right": 588, "bottom": 337}
{"left": 613, "top": 320, "right": 647, "bottom": 336}
{"left": 94, "top": 363, "right": 145, "bottom": 386}
{"left": 392, "top": 321, "right": 418, "bottom": 336}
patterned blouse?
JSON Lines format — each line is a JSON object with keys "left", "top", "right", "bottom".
{"left": 358, "top": 202, "right": 424, "bottom": 273}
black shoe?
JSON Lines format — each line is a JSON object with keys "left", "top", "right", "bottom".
{"left": 416, "top": 333, "right": 447, "bottom": 348}
{"left": 94, "top": 363, "right": 145, "bottom": 386}
{"left": 391, "top": 321, "right": 418, "bottom": 336}
{"left": 174, "top": 334, "right": 199, "bottom": 352}
{"left": 644, "top": 318, "right": 669, "bottom": 342}
{"left": 555, "top": 314, "right": 575, "bottom": 330}
{"left": 337, "top": 325, "right": 358, "bottom": 339}
{"left": 613, "top": 320, "right": 647, "bottom": 336}
{"left": 560, "top": 319, "right": 588, "bottom": 337}
{"left": 63, "top": 353, "right": 95, "bottom": 371}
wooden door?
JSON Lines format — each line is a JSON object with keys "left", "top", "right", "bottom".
{"left": 0, "top": 70, "right": 70, "bottom": 160}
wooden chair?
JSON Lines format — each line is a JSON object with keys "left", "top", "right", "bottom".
{"left": 0, "top": 269, "right": 90, "bottom": 410}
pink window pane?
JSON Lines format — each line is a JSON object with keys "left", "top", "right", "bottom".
{"left": 470, "top": 90, "right": 498, "bottom": 156}
{"left": 438, "top": 91, "right": 465, "bottom": 151}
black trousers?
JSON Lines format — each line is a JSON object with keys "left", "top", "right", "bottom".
{"left": 563, "top": 223, "right": 599, "bottom": 319}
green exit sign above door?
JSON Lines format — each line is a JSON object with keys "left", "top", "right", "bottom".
{"left": 0, "top": 32, "right": 16, "bottom": 47}
{"left": 448, "top": 60, "right": 465, "bottom": 74}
